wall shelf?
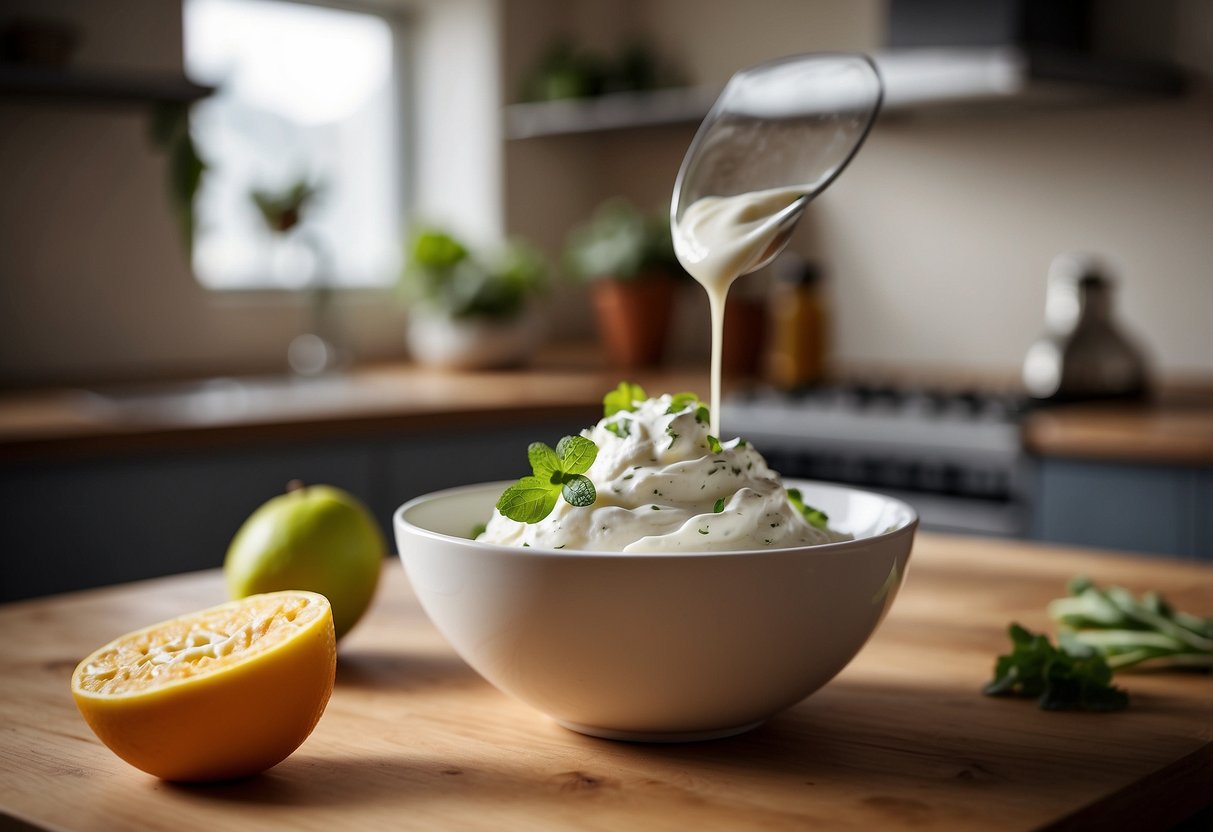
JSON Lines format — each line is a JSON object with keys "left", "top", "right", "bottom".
{"left": 503, "top": 49, "right": 1188, "bottom": 140}
{"left": 504, "top": 86, "right": 717, "bottom": 140}
{"left": 0, "top": 65, "right": 213, "bottom": 107}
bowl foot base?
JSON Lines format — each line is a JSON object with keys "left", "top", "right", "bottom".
{"left": 555, "top": 718, "right": 765, "bottom": 743}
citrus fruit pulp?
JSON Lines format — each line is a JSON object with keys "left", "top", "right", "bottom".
{"left": 72, "top": 590, "right": 336, "bottom": 782}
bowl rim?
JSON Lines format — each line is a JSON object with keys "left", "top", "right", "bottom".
{"left": 394, "top": 478, "right": 918, "bottom": 560}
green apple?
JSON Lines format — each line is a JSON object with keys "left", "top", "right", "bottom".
{"left": 225, "top": 483, "right": 384, "bottom": 640}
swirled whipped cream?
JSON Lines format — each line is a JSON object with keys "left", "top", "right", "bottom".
{"left": 479, "top": 393, "right": 850, "bottom": 552}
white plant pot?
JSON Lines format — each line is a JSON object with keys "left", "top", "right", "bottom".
{"left": 405, "top": 305, "right": 545, "bottom": 370}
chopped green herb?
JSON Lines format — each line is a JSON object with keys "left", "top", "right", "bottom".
{"left": 604, "top": 381, "right": 646, "bottom": 418}
{"left": 554, "top": 544, "right": 566, "bottom": 550}
{"left": 604, "top": 420, "right": 631, "bottom": 439}
{"left": 470, "top": 523, "right": 487, "bottom": 539}
{"left": 984, "top": 623, "right": 1128, "bottom": 712}
{"left": 497, "top": 436, "right": 599, "bottom": 523}
{"left": 698, "top": 528, "right": 709, "bottom": 535}
{"left": 651, "top": 505, "right": 660, "bottom": 510}
{"left": 666, "top": 427, "right": 679, "bottom": 449}
{"left": 713, "top": 498, "right": 725, "bottom": 513}
{"left": 622, "top": 474, "right": 634, "bottom": 481}
{"left": 694, "top": 405, "right": 710, "bottom": 425}
{"left": 706, "top": 435, "right": 723, "bottom": 454}
{"left": 787, "top": 488, "right": 829, "bottom": 530}
{"left": 737, "top": 438, "right": 748, "bottom": 448}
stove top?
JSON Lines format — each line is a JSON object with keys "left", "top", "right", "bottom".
{"left": 721, "top": 383, "right": 1032, "bottom": 536}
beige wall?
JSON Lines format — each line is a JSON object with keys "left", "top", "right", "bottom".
{"left": 1, "top": 0, "right": 1209, "bottom": 387}
{"left": 502, "top": 0, "right": 1213, "bottom": 378}
{"left": 816, "top": 96, "right": 1213, "bottom": 376}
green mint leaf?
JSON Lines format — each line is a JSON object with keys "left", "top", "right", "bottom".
{"left": 788, "top": 488, "right": 829, "bottom": 530}
{"left": 665, "top": 392, "right": 700, "bottom": 414}
{"left": 604, "top": 381, "right": 646, "bottom": 418}
{"left": 497, "top": 476, "right": 559, "bottom": 524}
{"left": 713, "top": 498, "right": 725, "bottom": 513}
{"left": 556, "top": 435, "right": 598, "bottom": 475}
{"left": 694, "top": 405, "right": 710, "bottom": 425}
{"left": 706, "top": 435, "right": 723, "bottom": 454}
{"left": 527, "top": 442, "right": 561, "bottom": 481}
{"left": 561, "top": 474, "right": 596, "bottom": 507}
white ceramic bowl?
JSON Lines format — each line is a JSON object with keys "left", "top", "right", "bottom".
{"left": 394, "top": 480, "right": 916, "bottom": 742}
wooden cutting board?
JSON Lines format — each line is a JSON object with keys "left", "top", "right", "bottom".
{"left": 0, "top": 532, "right": 1209, "bottom": 831}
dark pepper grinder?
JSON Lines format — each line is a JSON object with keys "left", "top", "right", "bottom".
{"left": 1023, "top": 254, "right": 1150, "bottom": 403}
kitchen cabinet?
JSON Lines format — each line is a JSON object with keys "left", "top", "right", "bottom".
{"left": 1031, "top": 458, "right": 1212, "bottom": 560}
{"left": 1024, "top": 399, "right": 1213, "bottom": 560}
{"left": 0, "top": 357, "right": 708, "bottom": 602}
{"left": 0, "top": 420, "right": 585, "bottom": 603}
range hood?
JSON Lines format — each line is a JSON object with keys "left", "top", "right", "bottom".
{"left": 875, "top": 0, "right": 1187, "bottom": 112}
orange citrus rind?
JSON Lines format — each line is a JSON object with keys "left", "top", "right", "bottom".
{"left": 71, "top": 590, "right": 336, "bottom": 782}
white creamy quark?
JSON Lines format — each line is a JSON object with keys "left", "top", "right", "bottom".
{"left": 672, "top": 187, "right": 807, "bottom": 436}
{"left": 479, "top": 393, "right": 849, "bottom": 553}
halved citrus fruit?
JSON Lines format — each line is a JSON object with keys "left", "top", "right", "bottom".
{"left": 71, "top": 590, "right": 336, "bottom": 782}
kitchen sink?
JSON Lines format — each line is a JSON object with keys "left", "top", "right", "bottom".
{"left": 79, "top": 373, "right": 399, "bottom": 425}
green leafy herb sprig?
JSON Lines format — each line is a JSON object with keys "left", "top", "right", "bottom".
{"left": 604, "top": 380, "right": 646, "bottom": 420}
{"left": 984, "top": 623, "right": 1129, "bottom": 712}
{"left": 402, "top": 229, "right": 547, "bottom": 321}
{"left": 787, "top": 488, "right": 829, "bottom": 530}
{"left": 497, "top": 436, "right": 599, "bottom": 523}
{"left": 603, "top": 381, "right": 646, "bottom": 437}
{"left": 1048, "top": 577, "right": 1212, "bottom": 671}
{"left": 602, "top": 382, "right": 707, "bottom": 439}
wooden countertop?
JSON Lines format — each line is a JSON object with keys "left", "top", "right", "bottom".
{"left": 0, "top": 354, "right": 708, "bottom": 462}
{"left": 1, "top": 353, "right": 1210, "bottom": 466}
{"left": 1022, "top": 400, "right": 1213, "bottom": 466}
{"left": 1, "top": 534, "right": 1210, "bottom": 831}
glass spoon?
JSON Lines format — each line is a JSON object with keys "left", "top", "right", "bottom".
{"left": 670, "top": 53, "right": 883, "bottom": 435}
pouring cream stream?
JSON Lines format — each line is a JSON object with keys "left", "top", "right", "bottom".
{"left": 673, "top": 186, "right": 808, "bottom": 436}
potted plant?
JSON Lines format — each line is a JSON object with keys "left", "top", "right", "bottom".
{"left": 563, "top": 199, "right": 682, "bottom": 368}
{"left": 400, "top": 229, "right": 548, "bottom": 370}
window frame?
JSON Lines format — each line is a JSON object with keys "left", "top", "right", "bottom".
{"left": 182, "top": 0, "right": 416, "bottom": 295}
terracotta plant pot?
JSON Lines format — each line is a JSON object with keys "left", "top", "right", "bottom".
{"left": 590, "top": 274, "right": 676, "bottom": 369}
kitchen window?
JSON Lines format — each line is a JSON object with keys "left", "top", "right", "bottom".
{"left": 183, "top": 0, "right": 404, "bottom": 290}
